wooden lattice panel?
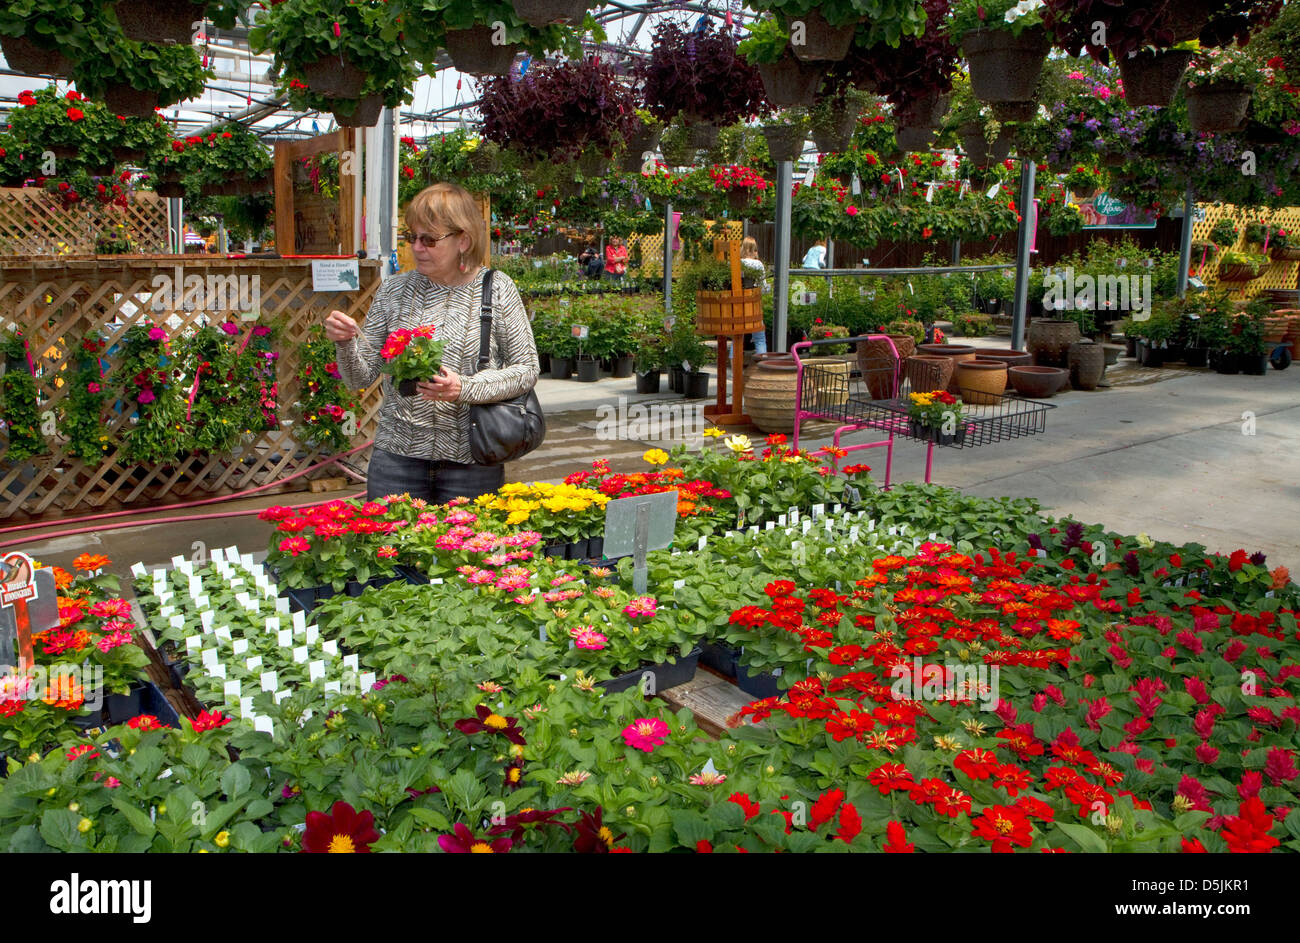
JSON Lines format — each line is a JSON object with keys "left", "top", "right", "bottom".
{"left": 1193, "top": 203, "right": 1300, "bottom": 301}
{"left": 0, "top": 257, "right": 384, "bottom": 522}
{"left": 633, "top": 218, "right": 742, "bottom": 275}
{"left": 0, "top": 188, "right": 169, "bottom": 257}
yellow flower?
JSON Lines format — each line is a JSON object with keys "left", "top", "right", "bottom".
{"left": 702, "top": 427, "right": 726, "bottom": 437}
{"left": 725, "top": 434, "right": 752, "bottom": 453}
{"left": 643, "top": 448, "right": 669, "bottom": 465}
{"left": 214, "top": 831, "right": 230, "bottom": 848}
{"left": 77, "top": 817, "right": 93, "bottom": 834}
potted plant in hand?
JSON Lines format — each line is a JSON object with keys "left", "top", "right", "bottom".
{"left": 948, "top": 0, "right": 1051, "bottom": 104}
{"left": 378, "top": 325, "right": 446, "bottom": 396}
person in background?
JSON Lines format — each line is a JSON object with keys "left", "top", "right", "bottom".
{"left": 739, "top": 236, "right": 769, "bottom": 355}
{"left": 605, "top": 236, "right": 628, "bottom": 280}
{"left": 578, "top": 243, "right": 603, "bottom": 279}
{"left": 802, "top": 237, "right": 827, "bottom": 269}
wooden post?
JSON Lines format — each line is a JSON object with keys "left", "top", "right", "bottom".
{"left": 274, "top": 130, "right": 357, "bottom": 256}
{"left": 703, "top": 239, "right": 751, "bottom": 425}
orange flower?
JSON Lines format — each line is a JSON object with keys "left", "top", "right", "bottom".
{"left": 818, "top": 446, "right": 848, "bottom": 458}
{"left": 42, "top": 676, "right": 84, "bottom": 710}
{"left": 659, "top": 468, "right": 686, "bottom": 480}
{"left": 677, "top": 499, "right": 697, "bottom": 516}
{"left": 48, "top": 566, "right": 75, "bottom": 589}
{"left": 72, "top": 553, "right": 111, "bottom": 573}
{"left": 1271, "top": 566, "right": 1291, "bottom": 589}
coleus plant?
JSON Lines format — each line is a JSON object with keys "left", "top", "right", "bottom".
{"left": 636, "top": 19, "right": 770, "bottom": 126}
{"left": 1044, "top": 0, "right": 1284, "bottom": 62}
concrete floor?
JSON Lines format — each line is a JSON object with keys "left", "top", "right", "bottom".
{"left": 11, "top": 340, "right": 1300, "bottom": 579}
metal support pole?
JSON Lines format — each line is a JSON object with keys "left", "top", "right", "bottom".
{"left": 1177, "top": 185, "right": 1195, "bottom": 298}
{"left": 773, "top": 159, "right": 793, "bottom": 353}
{"left": 950, "top": 239, "right": 961, "bottom": 264}
{"left": 1010, "top": 161, "right": 1036, "bottom": 352}
{"left": 663, "top": 201, "right": 673, "bottom": 316}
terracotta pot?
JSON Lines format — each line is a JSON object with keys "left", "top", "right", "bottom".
{"left": 962, "top": 26, "right": 1050, "bottom": 103}
{"left": 904, "top": 354, "right": 953, "bottom": 395}
{"left": 856, "top": 335, "right": 913, "bottom": 400}
{"left": 1186, "top": 81, "right": 1253, "bottom": 134}
{"left": 1008, "top": 365, "right": 1068, "bottom": 398}
{"left": 757, "top": 54, "right": 825, "bottom": 108}
{"left": 955, "top": 358, "right": 1007, "bottom": 405}
{"left": 971, "top": 347, "right": 1032, "bottom": 368}
{"left": 444, "top": 26, "right": 519, "bottom": 75}
{"left": 1067, "top": 340, "right": 1105, "bottom": 391}
{"left": 783, "top": 10, "right": 859, "bottom": 62}
{"left": 1026, "top": 319, "right": 1081, "bottom": 368}
{"left": 916, "top": 343, "right": 977, "bottom": 393}
{"left": 1117, "top": 48, "right": 1193, "bottom": 108}
{"left": 743, "top": 355, "right": 800, "bottom": 434}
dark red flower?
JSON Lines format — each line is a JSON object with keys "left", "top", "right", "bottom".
{"left": 573, "top": 808, "right": 624, "bottom": 853}
{"left": 455, "top": 704, "right": 526, "bottom": 745}
{"left": 302, "top": 801, "right": 381, "bottom": 853}
{"left": 438, "top": 822, "right": 512, "bottom": 853}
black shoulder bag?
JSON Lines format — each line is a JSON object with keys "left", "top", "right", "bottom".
{"left": 468, "top": 269, "right": 546, "bottom": 465}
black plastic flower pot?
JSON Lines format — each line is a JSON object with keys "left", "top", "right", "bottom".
{"left": 575, "top": 357, "right": 600, "bottom": 382}
{"left": 565, "top": 538, "right": 590, "bottom": 560}
{"left": 1117, "top": 48, "right": 1193, "bottom": 108}
{"left": 286, "top": 584, "right": 336, "bottom": 614}
{"left": 1135, "top": 340, "right": 1164, "bottom": 368}
{"left": 537, "top": 351, "right": 551, "bottom": 373}
{"left": 683, "top": 371, "right": 710, "bottom": 398}
{"left": 699, "top": 641, "right": 741, "bottom": 679}
{"left": 397, "top": 378, "right": 423, "bottom": 396}
{"left": 346, "top": 574, "right": 404, "bottom": 597}
{"left": 587, "top": 536, "right": 604, "bottom": 560}
{"left": 101, "top": 683, "right": 146, "bottom": 727}
{"left": 600, "top": 646, "right": 702, "bottom": 694}
{"left": 635, "top": 370, "right": 661, "bottom": 393}
{"left": 1211, "top": 350, "right": 1240, "bottom": 374}
{"left": 669, "top": 365, "right": 685, "bottom": 392}
{"left": 1186, "top": 81, "right": 1254, "bottom": 134}
{"left": 395, "top": 564, "right": 431, "bottom": 585}
{"left": 737, "top": 662, "right": 783, "bottom": 699}
{"left": 550, "top": 356, "right": 573, "bottom": 380}
{"left": 543, "top": 543, "right": 566, "bottom": 559}
{"left": 611, "top": 355, "right": 635, "bottom": 378}
{"left": 1241, "top": 353, "right": 1269, "bottom": 376}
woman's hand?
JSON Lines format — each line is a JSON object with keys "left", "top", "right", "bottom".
{"left": 324, "top": 310, "right": 360, "bottom": 343}
{"left": 417, "top": 367, "right": 462, "bottom": 402}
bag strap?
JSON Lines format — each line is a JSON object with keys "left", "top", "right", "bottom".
{"left": 477, "top": 268, "right": 496, "bottom": 371}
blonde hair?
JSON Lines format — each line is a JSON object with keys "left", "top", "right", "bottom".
{"left": 404, "top": 182, "right": 484, "bottom": 264}
{"left": 740, "top": 236, "right": 760, "bottom": 260}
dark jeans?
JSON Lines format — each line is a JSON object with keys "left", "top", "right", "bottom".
{"left": 366, "top": 449, "right": 505, "bottom": 505}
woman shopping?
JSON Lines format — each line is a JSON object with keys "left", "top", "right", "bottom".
{"left": 739, "top": 236, "right": 770, "bottom": 354}
{"left": 323, "top": 183, "right": 540, "bottom": 504}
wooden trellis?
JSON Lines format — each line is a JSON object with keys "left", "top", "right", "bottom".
{"left": 0, "top": 188, "right": 170, "bottom": 257}
{"left": 1193, "top": 203, "right": 1300, "bottom": 300}
{"left": 0, "top": 256, "right": 384, "bottom": 523}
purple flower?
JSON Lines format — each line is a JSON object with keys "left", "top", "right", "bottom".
{"left": 1027, "top": 533, "right": 1043, "bottom": 552}
{"left": 1123, "top": 551, "right": 1140, "bottom": 577}
{"left": 138, "top": 389, "right": 156, "bottom": 405}
{"left": 1250, "top": 551, "right": 1267, "bottom": 566}
{"left": 220, "top": 322, "right": 240, "bottom": 335}
{"left": 252, "top": 326, "right": 271, "bottom": 336}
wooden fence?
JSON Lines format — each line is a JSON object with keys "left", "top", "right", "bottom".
{"left": 0, "top": 256, "right": 383, "bottom": 523}
{"left": 0, "top": 188, "right": 171, "bottom": 257}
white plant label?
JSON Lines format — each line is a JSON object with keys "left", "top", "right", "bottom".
{"left": 246, "top": 655, "right": 263, "bottom": 671}
{"left": 232, "top": 638, "right": 249, "bottom": 656}
{"left": 309, "top": 661, "right": 326, "bottom": 682}
{"left": 322, "top": 640, "right": 339, "bottom": 657}
{"left": 261, "top": 671, "right": 277, "bottom": 692}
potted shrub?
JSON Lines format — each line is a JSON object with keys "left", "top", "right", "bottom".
{"left": 948, "top": 0, "right": 1051, "bottom": 104}
{"left": 1184, "top": 46, "right": 1258, "bottom": 133}
{"left": 1229, "top": 301, "right": 1270, "bottom": 375}
{"left": 633, "top": 336, "right": 666, "bottom": 393}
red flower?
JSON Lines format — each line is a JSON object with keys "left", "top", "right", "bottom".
{"left": 455, "top": 704, "right": 526, "bottom": 745}
{"left": 66, "top": 107, "right": 84, "bottom": 122}
{"left": 1220, "top": 798, "right": 1279, "bottom": 853}
{"left": 303, "top": 801, "right": 381, "bottom": 853}
{"left": 728, "top": 792, "right": 761, "bottom": 820}
{"left": 809, "top": 788, "right": 845, "bottom": 830}
{"left": 1228, "top": 549, "right": 1249, "bottom": 572}
{"left": 971, "top": 804, "right": 1034, "bottom": 852}
{"left": 191, "top": 709, "right": 231, "bottom": 733}
{"left": 882, "top": 821, "right": 915, "bottom": 853}
{"left": 128, "top": 715, "right": 161, "bottom": 731}
{"left": 835, "top": 802, "right": 862, "bottom": 843}
{"left": 66, "top": 744, "right": 99, "bottom": 762}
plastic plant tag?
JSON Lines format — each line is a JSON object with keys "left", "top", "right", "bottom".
{"left": 275, "top": 597, "right": 290, "bottom": 614}
{"left": 224, "top": 545, "right": 239, "bottom": 560}
{"left": 292, "top": 645, "right": 308, "bottom": 664}
{"left": 232, "top": 638, "right": 249, "bottom": 656}
{"left": 802, "top": 519, "right": 812, "bottom": 534}
{"left": 986, "top": 182, "right": 1000, "bottom": 199}
{"left": 324, "top": 681, "right": 341, "bottom": 695}
{"left": 131, "top": 562, "right": 148, "bottom": 578}
{"left": 305, "top": 626, "right": 319, "bottom": 646}
{"left": 200, "top": 611, "right": 214, "bottom": 630}
{"left": 214, "top": 626, "right": 233, "bottom": 643}
{"left": 292, "top": 610, "right": 306, "bottom": 633}
{"left": 273, "top": 690, "right": 291, "bottom": 704}
{"left": 698, "top": 536, "right": 707, "bottom": 551}
{"left": 254, "top": 716, "right": 274, "bottom": 734}
{"left": 265, "top": 617, "right": 280, "bottom": 634}
{"left": 277, "top": 629, "right": 293, "bottom": 648}
{"left": 239, "top": 696, "right": 253, "bottom": 718}
{"left": 360, "top": 672, "right": 376, "bottom": 691}
{"left": 169, "top": 614, "right": 185, "bottom": 630}
{"left": 170, "top": 555, "right": 186, "bottom": 569}
{"left": 673, "top": 578, "right": 686, "bottom": 589}
{"left": 194, "top": 596, "right": 209, "bottom": 610}
{"left": 788, "top": 508, "right": 799, "bottom": 525}
{"left": 261, "top": 670, "right": 277, "bottom": 692}
{"left": 309, "top": 661, "right": 326, "bottom": 682}
{"left": 246, "top": 655, "right": 262, "bottom": 671}
{"left": 159, "top": 605, "right": 175, "bottom": 620}
{"left": 185, "top": 636, "right": 201, "bottom": 652}
{"left": 224, "top": 680, "right": 241, "bottom": 700}
{"left": 209, "top": 663, "right": 226, "bottom": 679}
{"left": 211, "top": 548, "right": 225, "bottom": 565}
{"left": 230, "top": 579, "right": 245, "bottom": 590}
{"left": 322, "top": 640, "right": 339, "bottom": 657}
{"left": 343, "top": 654, "right": 359, "bottom": 672}
{"left": 431, "top": 578, "right": 443, "bottom": 585}
{"left": 766, "top": 522, "right": 775, "bottom": 531}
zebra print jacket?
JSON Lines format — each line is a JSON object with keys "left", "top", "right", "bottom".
{"left": 335, "top": 267, "right": 540, "bottom": 464}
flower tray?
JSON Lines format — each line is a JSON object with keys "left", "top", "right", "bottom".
{"left": 699, "top": 641, "right": 740, "bottom": 679}
{"left": 283, "top": 575, "right": 403, "bottom": 613}
{"left": 599, "top": 646, "right": 702, "bottom": 695}
{"left": 737, "top": 660, "right": 783, "bottom": 699}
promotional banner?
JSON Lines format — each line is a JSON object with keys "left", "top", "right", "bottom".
{"left": 1069, "top": 188, "right": 1158, "bottom": 229}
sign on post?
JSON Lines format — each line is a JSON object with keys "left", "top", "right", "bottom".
{"left": 601, "top": 491, "right": 679, "bottom": 594}
{"left": 0, "top": 552, "right": 58, "bottom": 670}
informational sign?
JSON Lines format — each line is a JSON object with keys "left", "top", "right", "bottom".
{"left": 0, "top": 551, "right": 57, "bottom": 669}
{"left": 571, "top": 324, "right": 589, "bottom": 340}
{"left": 602, "top": 491, "right": 679, "bottom": 594}
{"left": 311, "top": 258, "right": 361, "bottom": 292}
{"left": 1069, "top": 189, "right": 1158, "bottom": 229}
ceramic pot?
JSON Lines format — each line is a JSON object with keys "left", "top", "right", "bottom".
{"left": 904, "top": 355, "right": 954, "bottom": 395}
{"left": 916, "top": 343, "right": 977, "bottom": 393}
{"left": 855, "top": 334, "right": 914, "bottom": 400}
{"left": 955, "top": 358, "right": 1007, "bottom": 405}
{"left": 1008, "top": 365, "right": 1068, "bottom": 397}
{"left": 1068, "top": 340, "right": 1105, "bottom": 391}
{"left": 1026, "top": 319, "right": 1082, "bottom": 368}
{"left": 743, "top": 355, "right": 799, "bottom": 434}
{"left": 971, "top": 348, "right": 1032, "bottom": 368}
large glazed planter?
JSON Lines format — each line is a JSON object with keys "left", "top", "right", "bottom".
{"left": 1026, "top": 319, "right": 1082, "bottom": 368}
{"left": 1117, "top": 48, "right": 1193, "bottom": 108}
{"left": 917, "top": 343, "right": 977, "bottom": 393}
{"left": 1067, "top": 340, "right": 1106, "bottom": 391}
{"left": 1186, "top": 81, "right": 1254, "bottom": 133}
{"left": 856, "top": 334, "right": 914, "bottom": 400}
{"left": 970, "top": 347, "right": 1032, "bottom": 368}
{"left": 1008, "top": 364, "right": 1068, "bottom": 397}
{"left": 962, "top": 27, "right": 1050, "bottom": 103}
{"left": 743, "top": 355, "right": 799, "bottom": 434}
{"left": 954, "top": 358, "right": 1007, "bottom": 405}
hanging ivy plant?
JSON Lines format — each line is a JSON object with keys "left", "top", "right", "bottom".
{"left": 0, "top": 332, "right": 46, "bottom": 464}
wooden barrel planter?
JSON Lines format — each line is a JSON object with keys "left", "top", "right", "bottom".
{"left": 757, "top": 53, "right": 825, "bottom": 107}
{"left": 962, "top": 26, "right": 1050, "bottom": 103}
{"left": 511, "top": 0, "right": 590, "bottom": 28}
{"left": 1186, "top": 81, "right": 1254, "bottom": 133}
{"left": 0, "top": 34, "right": 71, "bottom": 76}
{"left": 695, "top": 287, "right": 764, "bottom": 336}
{"left": 784, "top": 11, "right": 860, "bottom": 62}
{"left": 113, "top": 0, "right": 207, "bottom": 46}
{"left": 1117, "top": 48, "right": 1193, "bottom": 108}
{"left": 444, "top": 26, "right": 519, "bottom": 75}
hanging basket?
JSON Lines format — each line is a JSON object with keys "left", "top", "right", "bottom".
{"left": 760, "top": 123, "right": 806, "bottom": 162}
{"left": 1158, "top": 0, "right": 1222, "bottom": 43}
{"left": 962, "top": 26, "right": 1050, "bottom": 103}
{"left": 992, "top": 100, "right": 1037, "bottom": 123}
{"left": 895, "top": 123, "right": 937, "bottom": 153}
{"left": 957, "top": 122, "right": 1012, "bottom": 165}
{"left": 619, "top": 128, "right": 662, "bottom": 172}
{"left": 444, "top": 26, "right": 519, "bottom": 76}
{"left": 696, "top": 287, "right": 764, "bottom": 335}
{"left": 113, "top": 0, "right": 206, "bottom": 46}
{"left": 811, "top": 108, "right": 860, "bottom": 154}
{"left": 103, "top": 84, "right": 159, "bottom": 118}
{"left": 685, "top": 119, "right": 720, "bottom": 152}
{"left": 1271, "top": 245, "right": 1300, "bottom": 262}
{"left": 300, "top": 55, "right": 369, "bottom": 99}
{"left": 1216, "top": 262, "right": 1261, "bottom": 282}
{"left": 727, "top": 187, "right": 756, "bottom": 215}
{"left": 333, "top": 94, "right": 384, "bottom": 127}
{"left": 577, "top": 150, "right": 606, "bottom": 177}
{"left": 510, "top": 0, "right": 590, "bottom": 28}
{"left": 784, "top": 11, "right": 860, "bottom": 63}
{"left": 1186, "top": 81, "right": 1254, "bottom": 133}
{"left": 112, "top": 146, "right": 147, "bottom": 163}
{"left": 756, "top": 54, "right": 826, "bottom": 107}
{"left": 659, "top": 136, "right": 692, "bottom": 167}
{"left": 1117, "top": 48, "right": 1193, "bottom": 108}
{"left": 468, "top": 142, "right": 502, "bottom": 173}
{"left": 155, "top": 178, "right": 186, "bottom": 199}
{"left": 0, "top": 34, "right": 71, "bottom": 76}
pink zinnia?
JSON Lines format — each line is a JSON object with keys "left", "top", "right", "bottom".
{"left": 87, "top": 381, "right": 101, "bottom": 393}
{"left": 435, "top": 535, "right": 466, "bottom": 551}
{"left": 512, "top": 594, "right": 536, "bottom": 605}
{"left": 482, "top": 554, "right": 511, "bottom": 567}
{"left": 570, "top": 627, "right": 607, "bottom": 650}
{"left": 495, "top": 575, "right": 530, "bottom": 591}
{"left": 148, "top": 327, "right": 166, "bottom": 341}
{"left": 622, "top": 717, "right": 670, "bottom": 753}
{"left": 466, "top": 570, "right": 494, "bottom": 585}
{"left": 138, "top": 389, "right": 156, "bottom": 405}
{"left": 376, "top": 546, "right": 398, "bottom": 559}
{"left": 278, "top": 537, "right": 311, "bottom": 556}
{"left": 623, "top": 596, "right": 657, "bottom": 619}
{"left": 90, "top": 598, "right": 132, "bottom": 619}
{"left": 97, "top": 629, "right": 133, "bottom": 652}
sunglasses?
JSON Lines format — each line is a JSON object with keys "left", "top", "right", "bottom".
{"left": 403, "top": 230, "right": 461, "bottom": 248}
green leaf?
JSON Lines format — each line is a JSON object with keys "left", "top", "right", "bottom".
{"left": 111, "top": 797, "right": 157, "bottom": 837}
{"left": 1058, "top": 822, "right": 1109, "bottom": 853}
{"left": 39, "top": 808, "right": 84, "bottom": 852}
{"left": 669, "top": 808, "right": 713, "bottom": 848}
{"left": 220, "top": 763, "right": 252, "bottom": 800}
